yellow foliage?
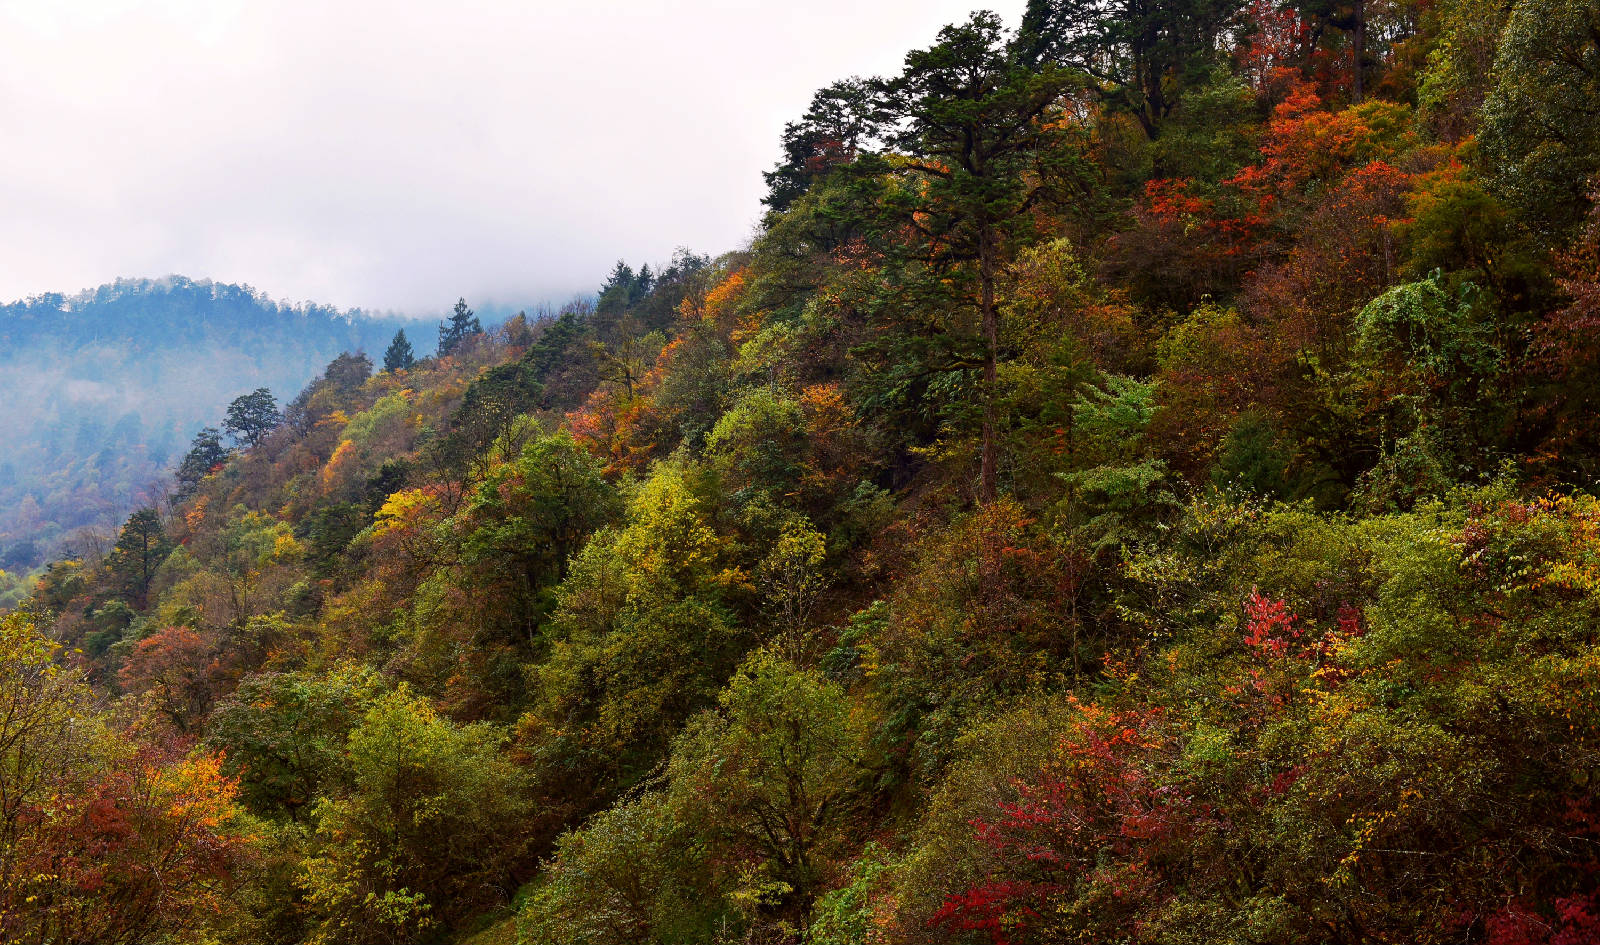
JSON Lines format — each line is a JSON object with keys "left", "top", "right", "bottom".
{"left": 372, "top": 488, "right": 442, "bottom": 539}
{"left": 321, "top": 439, "right": 358, "bottom": 494}
{"left": 185, "top": 495, "right": 210, "bottom": 531}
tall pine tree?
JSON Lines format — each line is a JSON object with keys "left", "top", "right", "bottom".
{"left": 597, "top": 262, "right": 636, "bottom": 314}
{"left": 882, "top": 12, "right": 1079, "bottom": 502}
{"left": 107, "top": 508, "right": 172, "bottom": 607}
{"left": 175, "top": 427, "right": 227, "bottom": 499}
{"left": 383, "top": 329, "right": 416, "bottom": 372}
{"left": 437, "top": 299, "right": 483, "bottom": 357}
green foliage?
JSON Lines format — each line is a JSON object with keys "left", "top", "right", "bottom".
{"left": 666, "top": 653, "right": 869, "bottom": 929}
{"left": 879, "top": 11, "right": 1092, "bottom": 499}
{"left": 1069, "top": 374, "right": 1156, "bottom": 464}
{"left": 382, "top": 328, "right": 415, "bottom": 372}
{"left": 459, "top": 432, "right": 620, "bottom": 597}
{"left": 395, "top": 432, "right": 622, "bottom": 709}
{"left": 1146, "top": 68, "right": 1260, "bottom": 180}
{"left": 225, "top": 387, "right": 283, "bottom": 448}
{"left": 993, "top": 239, "right": 1119, "bottom": 498}
{"left": 106, "top": 507, "right": 173, "bottom": 606}
{"left": 1480, "top": 0, "right": 1600, "bottom": 242}
{"left": 762, "top": 77, "right": 885, "bottom": 215}
{"left": 344, "top": 390, "right": 413, "bottom": 451}
{"left": 1057, "top": 375, "right": 1178, "bottom": 551}
{"left": 521, "top": 654, "right": 869, "bottom": 943}
{"left": 17, "top": 7, "right": 1600, "bottom": 944}
{"left": 0, "top": 611, "right": 94, "bottom": 835}
{"left": 1417, "top": 0, "right": 1510, "bottom": 135}
{"left": 518, "top": 791, "right": 717, "bottom": 945}
{"left": 890, "top": 489, "right": 1600, "bottom": 943}
{"left": 706, "top": 386, "right": 806, "bottom": 496}
{"left": 176, "top": 426, "right": 229, "bottom": 499}
{"left": 299, "top": 688, "right": 535, "bottom": 944}
{"left": 0, "top": 612, "right": 255, "bottom": 943}
{"left": 1354, "top": 273, "right": 1501, "bottom": 380}
{"left": 757, "top": 517, "right": 828, "bottom": 661}
{"left": 1397, "top": 154, "right": 1515, "bottom": 281}
{"left": 808, "top": 844, "right": 896, "bottom": 945}
{"left": 1211, "top": 411, "right": 1291, "bottom": 497}
{"left": 868, "top": 501, "right": 1090, "bottom": 785}
{"left": 205, "top": 666, "right": 384, "bottom": 821}
{"left": 438, "top": 297, "right": 484, "bottom": 357}
{"left": 1350, "top": 426, "right": 1458, "bottom": 513}
{"left": 526, "top": 458, "right": 750, "bottom": 791}
{"left": 1022, "top": 0, "right": 1246, "bottom": 137}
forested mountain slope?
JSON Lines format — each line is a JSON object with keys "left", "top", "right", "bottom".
{"left": 0, "top": 277, "right": 410, "bottom": 581}
{"left": 3, "top": 1, "right": 1600, "bottom": 943}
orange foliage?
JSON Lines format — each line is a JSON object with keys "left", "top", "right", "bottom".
{"left": 702, "top": 269, "right": 746, "bottom": 316}
{"left": 800, "top": 381, "right": 867, "bottom": 493}
{"left": 4, "top": 746, "right": 252, "bottom": 943}
{"left": 679, "top": 267, "right": 747, "bottom": 332}
{"left": 567, "top": 333, "right": 691, "bottom": 474}
{"left": 184, "top": 495, "right": 210, "bottom": 533}
{"left": 1244, "top": 158, "right": 1414, "bottom": 352}
{"left": 569, "top": 379, "right": 663, "bottom": 474}
{"left": 1235, "top": 0, "right": 1314, "bottom": 95}
{"left": 119, "top": 626, "right": 234, "bottom": 732}
{"left": 320, "top": 438, "right": 358, "bottom": 496}
{"left": 1227, "top": 85, "right": 1412, "bottom": 220}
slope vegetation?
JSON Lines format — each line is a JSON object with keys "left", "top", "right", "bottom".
{"left": 4, "top": 2, "right": 1600, "bottom": 943}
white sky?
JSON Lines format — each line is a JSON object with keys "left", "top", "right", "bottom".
{"left": 0, "top": 0, "right": 1025, "bottom": 315}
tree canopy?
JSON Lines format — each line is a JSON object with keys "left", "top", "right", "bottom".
{"left": 8, "top": 4, "right": 1600, "bottom": 944}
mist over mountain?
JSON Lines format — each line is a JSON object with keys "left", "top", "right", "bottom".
{"left": 0, "top": 276, "right": 413, "bottom": 569}
{"left": 6, "top": 0, "right": 1600, "bottom": 940}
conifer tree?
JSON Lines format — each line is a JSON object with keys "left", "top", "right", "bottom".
{"left": 1020, "top": 0, "right": 1245, "bottom": 137}
{"left": 883, "top": 12, "right": 1078, "bottom": 502}
{"left": 383, "top": 329, "right": 415, "bottom": 372}
{"left": 437, "top": 298, "right": 482, "bottom": 357}
{"left": 597, "top": 262, "right": 636, "bottom": 314}
{"left": 633, "top": 263, "right": 655, "bottom": 298}
{"left": 761, "top": 76, "right": 885, "bottom": 213}
{"left": 107, "top": 508, "right": 171, "bottom": 606}
{"left": 223, "top": 388, "right": 281, "bottom": 449}
{"left": 174, "top": 427, "right": 227, "bottom": 499}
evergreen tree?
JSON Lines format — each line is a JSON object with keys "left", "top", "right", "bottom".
{"left": 324, "top": 352, "right": 373, "bottom": 392}
{"left": 597, "top": 261, "right": 636, "bottom": 314}
{"left": 633, "top": 263, "right": 655, "bottom": 299}
{"left": 383, "top": 329, "right": 416, "bottom": 372}
{"left": 762, "top": 77, "right": 886, "bottom": 213}
{"left": 882, "top": 12, "right": 1079, "bottom": 502}
{"left": 1020, "top": 0, "right": 1245, "bottom": 137}
{"left": 223, "top": 388, "right": 282, "bottom": 449}
{"left": 107, "top": 508, "right": 171, "bottom": 606}
{"left": 1480, "top": 0, "right": 1600, "bottom": 243}
{"left": 174, "top": 427, "right": 227, "bottom": 499}
{"left": 437, "top": 298, "right": 483, "bottom": 357}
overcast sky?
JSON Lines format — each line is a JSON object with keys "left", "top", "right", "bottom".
{"left": 0, "top": 0, "right": 1026, "bottom": 316}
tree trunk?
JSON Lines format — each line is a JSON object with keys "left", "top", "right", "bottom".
{"left": 979, "top": 223, "right": 999, "bottom": 504}
{"left": 1352, "top": 0, "right": 1365, "bottom": 102}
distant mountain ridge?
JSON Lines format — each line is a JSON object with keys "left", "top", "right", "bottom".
{"left": 0, "top": 275, "right": 391, "bottom": 347}
{"left": 0, "top": 276, "right": 415, "bottom": 575}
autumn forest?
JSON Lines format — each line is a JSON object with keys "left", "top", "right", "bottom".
{"left": 3, "top": 0, "right": 1600, "bottom": 943}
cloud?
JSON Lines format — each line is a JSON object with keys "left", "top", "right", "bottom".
{"left": 0, "top": 0, "right": 1025, "bottom": 314}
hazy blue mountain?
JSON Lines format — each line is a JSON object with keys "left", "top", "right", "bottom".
{"left": 0, "top": 276, "right": 415, "bottom": 568}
